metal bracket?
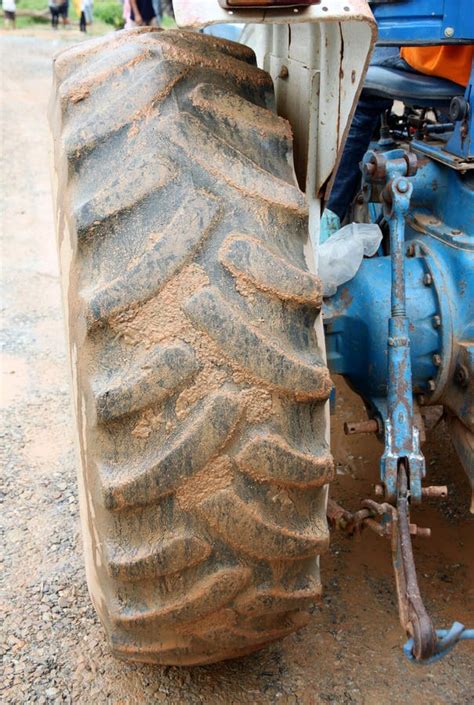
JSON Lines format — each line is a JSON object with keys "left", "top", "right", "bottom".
{"left": 365, "top": 152, "right": 426, "bottom": 502}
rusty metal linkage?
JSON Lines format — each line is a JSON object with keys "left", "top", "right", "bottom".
{"left": 328, "top": 467, "right": 474, "bottom": 662}
{"left": 393, "top": 462, "right": 436, "bottom": 660}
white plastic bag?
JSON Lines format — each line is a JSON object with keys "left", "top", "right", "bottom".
{"left": 318, "top": 223, "right": 383, "bottom": 297}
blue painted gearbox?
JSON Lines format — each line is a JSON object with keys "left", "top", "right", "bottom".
{"left": 324, "top": 155, "right": 474, "bottom": 451}
{"left": 324, "top": 0, "right": 474, "bottom": 661}
{"left": 324, "top": 253, "right": 440, "bottom": 401}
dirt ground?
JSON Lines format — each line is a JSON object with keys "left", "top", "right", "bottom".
{"left": 1, "top": 31, "right": 473, "bottom": 705}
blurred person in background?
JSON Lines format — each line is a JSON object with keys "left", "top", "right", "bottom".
{"left": 48, "top": 0, "right": 69, "bottom": 29}
{"left": 152, "top": 0, "right": 161, "bottom": 24}
{"left": 123, "top": 0, "right": 166, "bottom": 29}
{"left": 73, "top": 0, "right": 90, "bottom": 31}
{"left": 3, "top": 0, "right": 17, "bottom": 29}
{"left": 122, "top": 0, "right": 132, "bottom": 29}
{"left": 130, "top": 0, "right": 157, "bottom": 26}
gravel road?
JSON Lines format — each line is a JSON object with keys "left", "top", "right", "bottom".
{"left": 1, "top": 31, "right": 473, "bottom": 705}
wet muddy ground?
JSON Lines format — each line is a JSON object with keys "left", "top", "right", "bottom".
{"left": 1, "top": 32, "right": 473, "bottom": 704}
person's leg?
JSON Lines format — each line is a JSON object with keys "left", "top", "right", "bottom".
{"left": 325, "top": 93, "right": 392, "bottom": 222}
{"left": 377, "top": 54, "right": 413, "bottom": 73}
{"left": 85, "top": 5, "right": 93, "bottom": 26}
{"left": 61, "top": 2, "right": 69, "bottom": 25}
{"left": 152, "top": 0, "right": 162, "bottom": 24}
{"left": 80, "top": 10, "right": 86, "bottom": 31}
{"left": 321, "top": 47, "right": 400, "bottom": 239}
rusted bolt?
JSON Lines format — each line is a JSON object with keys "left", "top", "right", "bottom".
{"left": 432, "top": 354, "right": 442, "bottom": 367}
{"left": 427, "top": 379, "right": 436, "bottom": 392}
{"left": 397, "top": 179, "right": 409, "bottom": 193}
{"left": 422, "top": 486, "right": 448, "bottom": 499}
{"left": 279, "top": 65, "right": 289, "bottom": 79}
{"left": 451, "top": 229, "right": 461, "bottom": 235}
{"left": 423, "top": 273, "right": 433, "bottom": 286}
{"left": 344, "top": 419, "right": 380, "bottom": 435}
{"left": 432, "top": 315, "right": 441, "bottom": 328}
{"left": 406, "top": 243, "right": 416, "bottom": 257}
{"left": 375, "top": 484, "right": 384, "bottom": 497}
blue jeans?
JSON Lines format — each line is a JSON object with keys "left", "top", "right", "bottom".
{"left": 326, "top": 48, "right": 413, "bottom": 220}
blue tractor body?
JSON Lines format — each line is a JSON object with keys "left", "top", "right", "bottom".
{"left": 325, "top": 1, "right": 474, "bottom": 507}
{"left": 374, "top": 0, "right": 474, "bottom": 44}
{"left": 322, "top": 0, "right": 474, "bottom": 660}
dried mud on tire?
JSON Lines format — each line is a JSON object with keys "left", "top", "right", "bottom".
{"left": 50, "top": 28, "right": 333, "bottom": 665}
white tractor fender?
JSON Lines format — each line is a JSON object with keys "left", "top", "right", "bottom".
{"left": 173, "top": 0, "right": 375, "bottom": 31}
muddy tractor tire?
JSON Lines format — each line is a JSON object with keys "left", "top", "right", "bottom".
{"left": 50, "top": 28, "right": 333, "bottom": 666}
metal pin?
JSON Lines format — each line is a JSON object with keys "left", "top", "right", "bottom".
{"left": 344, "top": 419, "right": 380, "bottom": 435}
{"left": 410, "top": 524, "right": 431, "bottom": 538}
{"left": 421, "top": 486, "right": 448, "bottom": 499}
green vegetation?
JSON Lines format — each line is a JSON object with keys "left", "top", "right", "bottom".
{"left": 161, "top": 13, "right": 175, "bottom": 29}
{"left": 93, "top": 1, "right": 124, "bottom": 29}
{"left": 11, "top": 0, "right": 48, "bottom": 10}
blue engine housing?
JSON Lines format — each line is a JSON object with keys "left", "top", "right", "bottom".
{"left": 324, "top": 0, "right": 474, "bottom": 497}
{"left": 325, "top": 158, "right": 474, "bottom": 428}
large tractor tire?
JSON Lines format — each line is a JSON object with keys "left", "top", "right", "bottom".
{"left": 50, "top": 28, "right": 333, "bottom": 666}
